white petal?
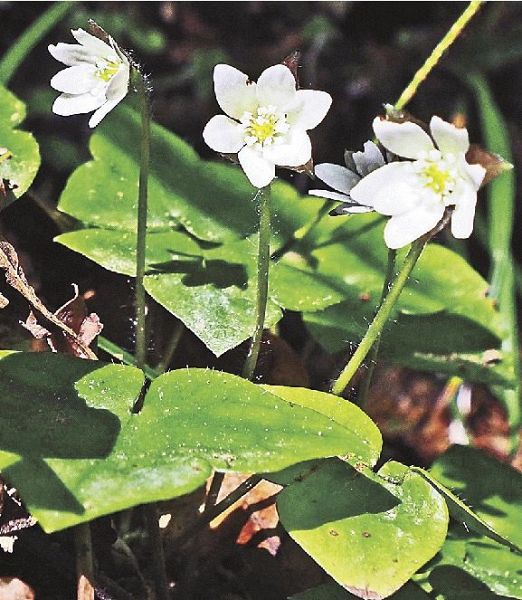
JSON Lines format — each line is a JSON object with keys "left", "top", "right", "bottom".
{"left": 463, "top": 160, "right": 486, "bottom": 189}
{"left": 71, "top": 28, "right": 115, "bottom": 58}
{"left": 450, "top": 180, "right": 478, "bottom": 239}
{"left": 50, "top": 64, "right": 99, "bottom": 94}
{"left": 238, "top": 146, "right": 275, "bottom": 188}
{"left": 430, "top": 116, "right": 469, "bottom": 155}
{"left": 384, "top": 203, "right": 445, "bottom": 249}
{"left": 315, "top": 163, "right": 359, "bottom": 194}
{"left": 373, "top": 117, "right": 435, "bottom": 159}
{"left": 256, "top": 64, "right": 296, "bottom": 109}
{"left": 352, "top": 140, "right": 385, "bottom": 176}
{"left": 203, "top": 115, "right": 245, "bottom": 153}
{"left": 88, "top": 99, "right": 119, "bottom": 128}
{"left": 52, "top": 92, "right": 106, "bottom": 117}
{"left": 350, "top": 162, "right": 421, "bottom": 215}
{"left": 262, "top": 129, "right": 311, "bottom": 167}
{"left": 288, "top": 89, "right": 332, "bottom": 130}
{"left": 213, "top": 64, "right": 257, "bottom": 120}
{"left": 308, "top": 189, "right": 351, "bottom": 202}
{"left": 106, "top": 65, "right": 129, "bottom": 100}
{"left": 48, "top": 42, "right": 98, "bottom": 66}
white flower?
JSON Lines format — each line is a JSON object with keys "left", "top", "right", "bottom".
{"left": 309, "top": 141, "right": 385, "bottom": 214}
{"left": 49, "top": 29, "right": 130, "bottom": 128}
{"left": 203, "top": 63, "right": 332, "bottom": 188}
{"left": 350, "top": 116, "right": 486, "bottom": 249}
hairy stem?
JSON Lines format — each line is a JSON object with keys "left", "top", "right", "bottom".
{"left": 134, "top": 70, "right": 151, "bottom": 371}
{"left": 242, "top": 185, "right": 272, "bottom": 380}
{"left": 394, "top": 0, "right": 483, "bottom": 111}
{"left": 74, "top": 523, "right": 95, "bottom": 600}
{"left": 358, "top": 248, "right": 397, "bottom": 406}
{"left": 331, "top": 239, "right": 426, "bottom": 396}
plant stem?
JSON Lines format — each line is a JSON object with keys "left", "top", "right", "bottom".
{"left": 134, "top": 70, "right": 151, "bottom": 371}
{"left": 204, "top": 471, "right": 225, "bottom": 510}
{"left": 0, "top": 2, "right": 74, "bottom": 85}
{"left": 156, "top": 321, "right": 185, "bottom": 373}
{"left": 74, "top": 523, "right": 95, "bottom": 600}
{"left": 98, "top": 335, "right": 159, "bottom": 380}
{"left": 132, "top": 68, "right": 170, "bottom": 600}
{"left": 331, "top": 239, "right": 426, "bottom": 396}
{"left": 358, "top": 248, "right": 397, "bottom": 407}
{"left": 177, "top": 475, "right": 262, "bottom": 548}
{"left": 242, "top": 185, "right": 272, "bottom": 381}
{"left": 394, "top": 0, "right": 483, "bottom": 111}
{"left": 142, "top": 504, "right": 170, "bottom": 600}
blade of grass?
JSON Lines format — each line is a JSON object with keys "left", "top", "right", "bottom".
{"left": 0, "top": 2, "right": 73, "bottom": 85}
{"left": 467, "top": 72, "right": 520, "bottom": 441}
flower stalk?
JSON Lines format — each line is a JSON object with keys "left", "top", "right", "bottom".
{"left": 133, "top": 67, "right": 151, "bottom": 371}
{"left": 331, "top": 238, "right": 426, "bottom": 396}
{"left": 394, "top": 0, "right": 483, "bottom": 111}
{"left": 242, "top": 185, "right": 272, "bottom": 380}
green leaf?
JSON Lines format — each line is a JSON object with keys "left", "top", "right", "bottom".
{"left": 411, "top": 465, "right": 522, "bottom": 553}
{"left": 429, "top": 445, "right": 522, "bottom": 549}
{"left": 467, "top": 72, "right": 520, "bottom": 435}
{"left": 261, "top": 386, "right": 382, "bottom": 485}
{"left": 0, "top": 86, "right": 40, "bottom": 200}
{"left": 278, "top": 459, "right": 448, "bottom": 599}
{"left": 56, "top": 105, "right": 320, "bottom": 245}
{"left": 0, "top": 353, "right": 370, "bottom": 532}
{"left": 417, "top": 534, "right": 522, "bottom": 599}
{"left": 143, "top": 238, "right": 283, "bottom": 356}
{"left": 290, "top": 581, "right": 431, "bottom": 600}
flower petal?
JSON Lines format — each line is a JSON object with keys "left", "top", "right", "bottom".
{"left": 314, "top": 163, "right": 360, "bottom": 194}
{"left": 384, "top": 203, "right": 445, "bottom": 249}
{"left": 88, "top": 98, "right": 119, "bottom": 128}
{"left": 48, "top": 42, "right": 98, "bottom": 66}
{"left": 463, "top": 160, "right": 486, "bottom": 190}
{"left": 288, "top": 89, "right": 332, "bottom": 130}
{"left": 450, "top": 180, "right": 478, "bottom": 239}
{"left": 238, "top": 146, "right": 275, "bottom": 188}
{"left": 50, "top": 64, "right": 99, "bottom": 94}
{"left": 352, "top": 141, "right": 385, "bottom": 177}
{"left": 71, "top": 28, "right": 115, "bottom": 58}
{"left": 256, "top": 64, "right": 296, "bottom": 109}
{"left": 350, "top": 162, "right": 421, "bottom": 215}
{"left": 262, "top": 129, "right": 311, "bottom": 167}
{"left": 373, "top": 117, "right": 434, "bottom": 159}
{"left": 213, "top": 64, "right": 257, "bottom": 120}
{"left": 106, "top": 65, "right": 129, "bottom": 100}
{"left": 203, "top": 115, "right": 245, "bottom": 153}
{"left": 308, "top": 189, "right": 351, "bottom": 202}
{"left": 430, "top": 116, "right": 469, "bottom": 155}
{"left": 52, "top": 92, "right": 106, "bottom": 117}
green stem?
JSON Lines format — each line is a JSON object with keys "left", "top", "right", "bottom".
{"left": 156, "top": 321, "right": 185, "bottom": 373}
{"left": 358, "top": 249, "right": 397, "bottom": 406}
{"left": 0, "top": 2, "right": 74, "bottom": 85}
{"left": 242, "top": 185, "right": 272, "bottom": 380}
{"left": 134, "top": 70, "right": 151, "bottom": 371}
{"left": 74, "top": 523, "right": 95, "bottom": 600}
{"left": 142, "top": 504, "right": 170, "bottom": 600}
{"left": 331, "top": 239, "right": 426, "bottom": 396}
{"left": 394, "top": 0, "right": 483, "bottom": 111}
{"left": 204, "top": 471, "right": 225, "bottom": 511}
{"left": 97, "top": 335, "right": 159, "bottom": 380}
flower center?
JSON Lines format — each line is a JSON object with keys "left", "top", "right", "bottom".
{"left": 241, "top": 106, "right": 289, "bottom": 148}
{"left": 96, "top": 58, "right": 121, "bottom": 82}
{"left": 416, "top": 152, "right": 457, "bottom": 198}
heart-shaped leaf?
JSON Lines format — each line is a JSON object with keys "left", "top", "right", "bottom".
{"left": 278, "top": 459, "right": 448, "bottom": 599}
{"left": 0, "top": 352, "right": 373, "bottom": 532}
